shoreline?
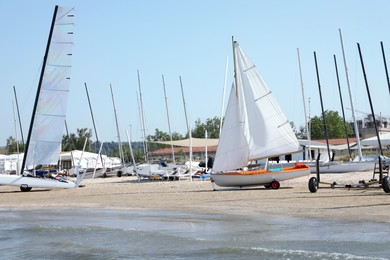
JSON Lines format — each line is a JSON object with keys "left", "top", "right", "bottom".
{"left": 0, "top": 171, "right": 389, "bottom": 223}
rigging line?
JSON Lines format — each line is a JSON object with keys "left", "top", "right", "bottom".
{"left": 254, "top": 91, "right": 271, "bottom": 102}
{"left": 46, "top": 64, "right": 72, "bottom": 68}
{"left": 56, "top": 7, "right": 75, "bottom": 21}
{"left": 243, "top": 65, "right": 256, "bottom": 72}
{"left": 35, "top": 114, "right": 66, "bottom": 118}
{"left": 277, "top": 120, "right": 290, "bottom": 128}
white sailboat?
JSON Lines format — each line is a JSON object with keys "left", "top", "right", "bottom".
{"left": 0, "top": 6, "right": 80, "bottom": 191}
{"left": 210, "top": 38, "right": 310, "bottom": 189}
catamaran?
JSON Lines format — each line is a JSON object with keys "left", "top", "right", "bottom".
{"left": 210, "top": 37, "right": 310, "bottom": 189}
{"left": 0, "top": 6, "right": 81, "bottom": 191}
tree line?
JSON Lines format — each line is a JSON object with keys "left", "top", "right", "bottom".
{"left": 6, "top": 111, "right": 353, "bottom": 158}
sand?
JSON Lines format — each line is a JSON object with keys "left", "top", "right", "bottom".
{"left": 0, "top": 172, "right": 389, "bottom": 222}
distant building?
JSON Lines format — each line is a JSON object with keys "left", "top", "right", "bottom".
{"left": 149, "top": 145, "right": 217, "bottom": 164}
{"left": 353, "top": 114, "right": 390, "bottom": 139}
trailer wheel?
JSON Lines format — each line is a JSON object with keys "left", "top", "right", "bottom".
{"left": 382, "top": 176, "right": 390, "bottom": 193}
{"left": 271, "top": 180, "right": 280, "bottom": 189}
{"left": 20, "top": 186, "right": 32, "bottom": 192}
{"left": 308, "top": 177, "right": 318, "bottom": 193}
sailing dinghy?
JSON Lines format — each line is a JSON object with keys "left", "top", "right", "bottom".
{"left": 210, "top": 38, "right": 310, "bottom": 189}
{"left": 0, "top": 6, "right": 80, "bottom": 191}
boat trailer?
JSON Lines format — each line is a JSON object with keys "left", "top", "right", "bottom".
{"left": 308, "top": 155, "right": 390, "bottom": 193}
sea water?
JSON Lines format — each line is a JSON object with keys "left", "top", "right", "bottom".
{"left": 0, "top": 208, "right": 388, "bottom": 259}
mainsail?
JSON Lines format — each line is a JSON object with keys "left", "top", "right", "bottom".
{"left": 24, "top": 6, "right": 75, "bottom": 168}
{"left": 213, "top": 41, "right": 301, "bottom": 172}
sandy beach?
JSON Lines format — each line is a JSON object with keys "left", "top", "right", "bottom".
{"left": 0, "top": 171, "right": 389, "bottom": 223}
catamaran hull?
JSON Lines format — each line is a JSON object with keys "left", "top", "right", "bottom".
{"left": 210, "top": 164, "right": 310, "bottom": 187}
{"left": 309, "top": 161, "right": 375, "bottom": 173}
{"left": 0, "top": 174, "right": 75, "bottom": 189}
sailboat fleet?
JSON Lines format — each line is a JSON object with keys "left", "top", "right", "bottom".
{"left": 0, "top": 5, "right": 388, "bottom": 193}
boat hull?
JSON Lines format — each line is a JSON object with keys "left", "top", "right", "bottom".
{"left": 210, "top": 163, "right": 310, "bottom": 187}
{"left": 309, "top": 161, "right": 375, "bottom": 173}
{"left": 0, "top": 174, "right": 75, "bottom": 189}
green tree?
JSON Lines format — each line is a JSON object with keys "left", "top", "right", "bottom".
{"left": 6, "top": 136, "right": 24, "bottom": 154}
{"left": 192, "top": 116, "right": 221, "bottom": 138}
{"left": 62, "top": 128, "right": 93, "bottom": 152}
{"left": 310, "top": 110, "right": 353, "bottom": 139}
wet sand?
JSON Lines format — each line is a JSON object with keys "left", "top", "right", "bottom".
{"left": 0, "top": 171, "right": 389, "bottom": 222}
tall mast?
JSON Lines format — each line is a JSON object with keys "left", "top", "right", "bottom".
{"left": 314, "top": 51, "right": 331, "bottom": 162}
{"left": 333, "top": 55, "right": 352, "bottom": 159}
{"left": 297, "top": 48, "right": 311, "bottom": 161}
{"left": 162, "top": 75, "right": 176, "bottom": 165}
{"left": 21, "top": 5, "right": 59, "bottom": 172}
{"left": 357, "top": 43, "right": 384, "bottom": 156}
{"left": 110, "top": 84, "right": 125, "bottom": 165}
{"left": 180, "top": 76, "right": 193, "bottom": 180}
{"left": 232, "top": 36, "right": 239, "bottom": 97}
{"left": 380, "top": 41, "right": 390, "bottom": 96}
{"left": 219, "top": 56, "right": 229, "bottom": 137}
{"left": 85, "top": 82, "right": 104, "bottom": 168}
{"left": 339, "top": 28, "right": 363, "bottom": 160}
{"left": 13, "top": 86, "right": 24, "bottom": 144}
{"left": 135, "top": 91, "right": 145, "bottom": 156}
{"left": 126, "top": 129, "right": 138, "bottom": 180}
{"left": 137, "top": 70, "right": 148, "bottom": 162}
{"left": 12, "top": 101, "right": 20, "bottom": 175}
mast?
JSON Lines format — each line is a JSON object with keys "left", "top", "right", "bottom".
{"left": 85, "top": 82, "right": 105, "bottom": 169}
{"left": 219, "top": 56, "right": 229, "bottom": 137}
{"left": 126, "top": 129, "right": 139, "bottom": 180}
{"left": 135, "top": 91, "right": 146, "bottom": 159}
{"left": 162, "top": 75, "right": 176, "bottom": 165}
{"left": 357, "top": 43, "right": 384, "bottom": 155}
{"left": 21, "top": 5, "right": 59, "bottom": 172}
{"left": 232, "top": 36, "right": 239, "bottom": 97}
{"left": 339, "top": 28, "right": 363, "bottom": 160}
{"left": 110, "top": 84, "right": 125, "bottom": 166}
{"left": 380, "top": 41, "right": 390, "bottom": 96}
{"left": 64, "top": 120, "right": 75, "bottom": 171}
{"left": 137, "top": 70, "right": 148, "bottom": 162}
{"left": 13, "top": 86, "right": 24, "bottom": 144}
{"left": 12, "top": 101, "right": 20, "bottom": 175}
{"left": 313, "top": 51, "right": 331, "bottom": 162}
{"left": 297, "top": 48, "right": 312, "bottom": 161}
{"left": 333, "top": 55, "right": 352, "bottom": 159}
{"left": 179, "top": 76, "right": 193, "bottom": 180}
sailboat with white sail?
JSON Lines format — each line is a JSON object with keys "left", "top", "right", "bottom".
{"left": 0, "top": 6, "right": 81, "bottom": 191}
{"left": 210, "top": 38, "right": 310, "bottom": 189}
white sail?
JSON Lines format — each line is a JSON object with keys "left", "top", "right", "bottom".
{"left": 213, "top": 41, "right": 301, "bottom": 172}
{"left": 25, "top": 7, "right": 74, "bottom": 167}
{"left": 213, "top": 83, "right": 248, "bottom": 172}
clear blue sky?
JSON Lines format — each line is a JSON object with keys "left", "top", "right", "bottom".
{"left": 1, "top": 0, "right": 389, "bottom": 147}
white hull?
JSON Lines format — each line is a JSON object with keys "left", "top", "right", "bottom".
{"left": 0, "top": 174, "right": 75, "bottom": 189}
{"left": 210, "top": 168, "right": 310, "bottom": 187}
{"left": 108, "top": 166, "right": 127, "bottom": 177}
{"left": 310, "top": 161, "right": 375, "bottom": 173}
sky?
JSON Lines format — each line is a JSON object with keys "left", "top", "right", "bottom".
{"left": 1, "top": 0, "right": 389, "bottom": 147}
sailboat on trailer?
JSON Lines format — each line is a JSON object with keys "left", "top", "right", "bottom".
{"left": 210, "top": 37, "right": 310, "bottom": 189}
{"left": 0, "top": 6, "right": 81, "bottom": 191}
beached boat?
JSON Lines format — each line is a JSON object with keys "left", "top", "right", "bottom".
{"left": 309, "top": 160, "right": 374, "bottom": 173}
{"left": 210, "top": 38, "right": 310, "bottom": 189}
{"left": 0, "top": 6, "right": 80, "bottom": 191}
